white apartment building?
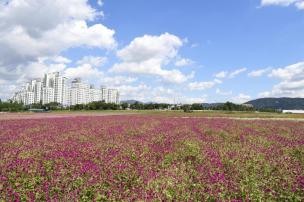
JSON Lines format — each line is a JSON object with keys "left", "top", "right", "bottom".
{"left": 12, "top": 72, "right": 120, "bottom": 106}
{"left": 41, "top": 72, "right": 68, "bottom": 105}
{"left": 14, "top": 90, "right": 34, "bottom": 106}
{"left": 32, "top": 79, "right": 42, "bottom": 103}
{"left": 108, "top": 89, "right": 120, "bottom": 104}
{"left": 101, "top": 87, "right": 108, "bottom": 103}
{"left": 42, "top": 87, "right": 54, "bottom": 105}
{"left": 68, "top": 78, "right": 91, "bottom": 105}
{"left": 13, "top": 80, "right": 39, "bottom": 105}
{"left": 89, "top": 86, "right": 102, "bottom": 103}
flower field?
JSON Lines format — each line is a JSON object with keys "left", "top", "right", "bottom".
{"left": 0, "top": 115, "right": 304, "bottom": 201}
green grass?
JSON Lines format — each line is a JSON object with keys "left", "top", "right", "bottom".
{"left": 3, "top": 109, "right": 304, "bottom": 119}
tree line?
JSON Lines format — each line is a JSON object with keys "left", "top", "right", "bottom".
{"left": 0, "top": 99, "right": 25, "bottom": 112}
{"left": 0, "top": 99, "right": 278, "bottom": 112}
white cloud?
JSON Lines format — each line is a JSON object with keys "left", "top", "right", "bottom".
{"left": 215, "top": 68, "right": 247, "bottom": 79}
{"left": 261, "top": 0, "right": 298, "bottom": 6}
{"left": 216, "top": 88, "right": 232, "bottom": 96}
{"left": 188, "top": 79, "right": 221, "bottom": 91}
{"left": 231, "top": 93, "right": 251, "bottom": 104}
{"left": 97, "top": 0, "right": 103, "bottom": 6}
{"left": 260, "top": 62, "right": 304, "bottom": 97}
{"left": 259, "top": 87, "right": 304, "bottom": 97}
{"left": 178, "top": 96, "right": 207, "bottom": 104}
{"left": 116, "top": 33, "right": 182, "bottom": 62}
{"left": 0, "top": 0, "right": 116, "bottom": 73}
{"left": 0, "top": 53, "right": 138, "bottom": 100}
{"left": 25, "top": 61, "right": 67, "bottom": 78}
{"left": 0, "top": 81, "right": 18, "bottom": 101}
{"left": 116, "top": 84, "right": 207, "bottom": 104}
{"left": 296, "top": 1, "right": 304, "bottom": 9}
{"left": 0, "top": 0, "right": 117, "bottom": 99}
{"left": 64, "top": 64, "right": 103, "bottom": 80}
{"left": 228, "top": 68, "right": 247, "bottom": 78}
{"left": 110, "top": 33, "right": 193, "bottom": 84}
{"left": 76, "top": 56, "right": 107, "bottom": 67}
{"left": 190, "top": 43, "right": 199, "bottom": 48}
{"left": 248, "top": 67, "right": 272, "bottom": 77}
{"left": 175, "top": 58, "right": 194, "bottom": 67}
{"left": 100, "top": 76, "right": 137, "bottom": 87}
{"left": 117, "top": 84, "right": 151, "bottom": 101}
{"left": 1, "top": 59, "right": 67, "bottom": 82}
{"left": 261, "top": 0, "right": 304, "bottom": 9}
{"left": 215, "top": 71, "right": 228, "bottom": 78}
{"left": 49, "top": 56, "right": 72, "bottom": 64}
{"left": 269, "top": 62, "right": 304, "bottom": 81}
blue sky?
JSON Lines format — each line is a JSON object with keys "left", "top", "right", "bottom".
{"left": 1, "top": 0, "right": 304, "bottom": 103}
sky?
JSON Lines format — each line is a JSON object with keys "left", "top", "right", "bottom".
{"left": 0, "top": 0, "right": 304, "bottom": 104}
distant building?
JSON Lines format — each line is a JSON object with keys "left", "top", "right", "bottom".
{"left": 241, "top": 104, "right": 254, "bottom": 108}
{"left": 282, "top": 110, "right": 304, "bottom": 114}
{"left": 108, "top": 89, "right": 120, "bottom": 104}
{"left": 12, "top": 72, "right": 120, "bottom": 106}
{"left": 69, "top": 78, "right": 90, "bottom": 105}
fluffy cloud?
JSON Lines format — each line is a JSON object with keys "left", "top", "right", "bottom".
{"left": 248, "top": 67, "right": 272, "bottom": 77}
{"left": 100, "top": 76, "right": 137, "bottom": 87}
{"left": 260, "top": 62, "right": 304, "bottom": 97}
{"left": 0, "top": 81, "right": 18, "bottom": 101}
{"left": 216, "top": 88, "right": 232, "bottom": 96}
{"left": 110, "top": 33, "right": 193, "bottom": 83}
{"left": 0, "top": 58, "right": 67, "bottom": 84}
{"left": 0, "top": 53, "right": 140, "bottom": 100}
{"left": 0, "top": 0, "right": 116, "bottom": 73}
{"left": 76, "top": 56, "right": 107, "bottom": 67}
{"left": 0, "top": 0, "right": 118, "bottom": 99}
{"left": 261, "top": 0, "right": 304, "bottom": 9}
{"left": 97, "top": 0, "right": 103, "bottom": 6}
{"left": 188, "top": 79, "right": 222, "bottom": 91}
{"left": 231, "top": 93, "right": 251, "bottom": 104}
{"left": 296, "top": 1, "right": 304, "bottom": 8}
{"left": 117, "top": 84, "right": 152, "bottom": 101}
{"left": 215, "top": 71, "right": 228, "bottom": 78}
{"left": 64, "top": 64, "right": 103, "bottom": 80}
{"left": 49, "top": 56, "right": 72, "bottom": 64}
{"left": 116, "top": 84, "right": 207, "bottom": 104}
{"left": 269, "top": 62, "right": 304, "bottom": 80}
{"left": 175, "top": 58, "right": 194, "bottom": 67}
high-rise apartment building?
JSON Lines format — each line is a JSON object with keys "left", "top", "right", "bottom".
{"left": 41, "top": 72, "right": 68, "bottom": 105}
{"left": 69, "top": 78, "right": 90, "bottom": 105}
{"left": 12, "top": 72, "right": 120, "bottom": 106}
{"left": 89, "top": 85, "right": 102, "bottom": 103}
{"left": 108, "top": 89, "right": 120, "bottom": 104}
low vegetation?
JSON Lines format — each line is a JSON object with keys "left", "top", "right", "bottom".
{"left": 1, "top": 115, "right": 303, "bottom": 200}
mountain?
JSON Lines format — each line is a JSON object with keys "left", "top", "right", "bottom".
{"left": 245, "top": 98, "right": 304, "bottom": 110}
{"left": 120, "top": 100, "right": 143, "bottom": 104}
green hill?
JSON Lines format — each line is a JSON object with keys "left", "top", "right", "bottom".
{"left": 245, "top": 98, "right": 304, "bottom": 110}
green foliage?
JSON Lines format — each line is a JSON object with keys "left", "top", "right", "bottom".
{"left": 212, "top": 102, "right": 254, "bottom": 111}
{"left": 180, "top": 102, "right": 255, "bottom": 112}
{"left": 0, "top": 100, "right": 25, "bottom": 112}
{"left": 182, "top": 105, "right": 193, "bottom": 113}
{"left": 69, "top": 101, "right": 120, "bottom": 110}
{"left": 128, "top": 102, "right": 170, "bottom": 110}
